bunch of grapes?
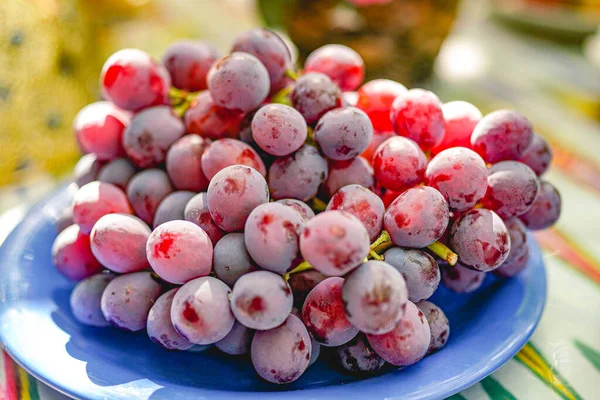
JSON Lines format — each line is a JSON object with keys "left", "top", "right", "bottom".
{"left": 53, "top": 28, "right": 561, "bottom": 384}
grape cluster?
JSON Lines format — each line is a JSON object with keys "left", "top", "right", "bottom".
{"left": 53, "top": 29, "right": 561, "bottom": 384}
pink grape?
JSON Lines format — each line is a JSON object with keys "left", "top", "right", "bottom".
{"left": 215, "top": 321, "right": 255, "bottom": 356}
{"left": 327, "top": 184, "right": 384, "bottom": 241}
{"left": 251, "top": 104, "right": 307, "bottom": 156}
{"left": 441, "top": 263, "right": 486, "bottom": 293}
{"left": 333, "top": 333, "right": 385, "bottom": 375}
{"left": 372, "top": 136, "right": 427, "bottom": 192}
{"left": 291, "top": 72, "right": 342, "bottom": 125}
{"left": 431, "top": 101, "right": 482, "bottom": 154}
{"left": 314, "top": 107, "right": 373, "bottom": 161}
{"left": 201, "top": 138, "right": 266, "bottom": 180}
{"left": 356, "top": 79, "right": 407, "bottom": 132}
{"left": 74, "top": 154, "right": 103, "bottom": 188}
{"left": 147, "top": 289, "right": 194, "bottom": 351}
{"left": 184, "top": 91, "right": 244, "bottom": 140}
{"left": 213, "top": 233, "right": 257, "bottom": 287}
{"left": 146, "top": 220, "right": 213, "bottom": 284}
{"left": 288, "top": 269, "right": 327, "bottom": 309}
{"left": 166, "top": 135, "right": 211, "bottom": 192}
{"left": 384, "top": 248, "right": 440, "bottom": 302}
{"left": 127, "top": 169, "right": 174, "bottom": 225}
{"left": 153, "top": 191, "right": 196, "bottom": 228}
{"left": 184, "top": 192, "right": 225, "bottom": 245}
{"left": 162, "top": 40, "right": 219, "bottom": 91}
{"left": 52, "top": 225, "right": 102, "bottom": 280}
{"left": 90, "top": 213, "right": 150, "bottom": 273}
{"left": 70, "top": 272, "right": 115, "bottom": 327}
{"left": 276, "top": 199, "right": 315, "bottom": 221}
{"left": 98, "top": 158, "right": 136, "bottom": 191}
{"left": 519, "top": 180, "right": 561, "bottom": 230}
{"left": 416, "top": 301, "right": 450, "bottom": 354}
{"left": 325, "top": 157, "right": 374, "bottom": 196}
{"left": 519, "top": 134, "right": 552, "bottom": 176}
{"left": 305, "top": 44, "right": 365, "bottom": 91}
{"left": 73, "top": 181, "right": 132, "bottom": 234}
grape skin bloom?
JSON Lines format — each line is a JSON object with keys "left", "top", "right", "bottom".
{"left": 147, "top": 289, "right": 194, "bottom": 351}
{"left": 70, "top": 272, "right": 115, "bottom": 327}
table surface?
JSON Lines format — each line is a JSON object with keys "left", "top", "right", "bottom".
{"left": 1, "top": 9, "right": 599, "bottom": 400}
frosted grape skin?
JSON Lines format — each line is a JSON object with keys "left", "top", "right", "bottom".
{"left": 147, "top": 288, "right": 194, "bottom": 351}
{"left": 70, "top": 272, "right": 115, "bottom": 327}
{"left": 384, "top": 248, "right": 441, "bottom": 303}
{"left": 127, "top": 169, "right": 174, "bottom": 225}
{"left": 72, "top": 181, "right": 132, "bottom": 234}
{"left": 184, "top": 192, "right": 225, "bottom": 245}
{"left": 215, "top": 321, "right": 255, "bottom": 356}
{"left": 153, "top": 191, "right": 196, "bottom": 228}
{"left": 213, "top": 233, "right": 257, "bottom": 287}
{"left": 52, "top": 224, "right": 102, "bottom": 281}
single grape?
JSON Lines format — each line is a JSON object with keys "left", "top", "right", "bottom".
{"left": 333, "top": 333, "right": 385, "bottom": 375}
{"left": 73, "top": 101, "right": 130, "bottom": 160}
{"left": 518, "top": 134, "right": 552, "bottom": 176}
{"left": 207, "top": 165, "right": 270, "bottom": 232}
{"left": 356, "top": 79, "right": 407, "bottom": 132}
{"left": 127, "top": 169, "right": 174, "bottom": 225}
{"left": 361, "top": 131, "right": 395, "bottom": 163}
{"left": 276, "top": 199, "right": 315, "bottom": 222}
{"left": 416, "top": 301, "right": 450, "bottom": 354}
{"left": 244, "top": 203, "right": 303, "bottom": 273}
{"left": 213, "top": 233, "right": 257, "bottom": 287}
{"left": 74, "top": 154, "right": 103, "bottom": 188}
{"left": 425, "top": 147, "right": 488, "bottom": 212}
{"left": 390, "top": 89, "right": 445, "bottom": 151}
{"left": 251, "top": 314, "right": 311, "bottom": 384}
{"left": 100, "top": 48, "right": 170, "bottom": 111}
{"left": 215, "top": 320, "right": 255, "bottom": 356}
{"left": 52, "top": 225, "right": 102, "bottom": 280}
{"left": 90, "top": 214, "right": 150, "bottom": 273}
{"left": 70, "top": 272, "right": 115, "bottom": 327}
{"left": 493, "top": 248, "right": 530, "bottom": 278}
{"left": 305, "top": 44, "right": 365, "bottom": 92}
{"left": 73, "top": 181, "right": 132, "bottom": 234}
{"left": 100, "top": 272, "right": 163, "bottom": 331}
{"left": 384, "top": 248, "right": 440, "bottom": 302}
{"left": 231, "top": 29, "right": 292, "bottom": 93}
{"left": 301, "top": 277, "right": 358, "bottom": 346}
{"left": 471, "top": 109, "right": 534, "bottom": 163}
{"left": 308, "top": 336, "right": 321, "bottom": 367}
{"left": 299, "top": 210, "right": 370, "bottom": 276}
{"left": 482, "top": 161, "right": 540, "bottom": 219}
{"left": 441, "top": 262, "right": 486, "bottom": 293}
{"left": 288, "top": 269, "right": 328, "bottom": 309}
{"left": 55, "top": 206, "right": 74, "bottom": 233}
{"left": 342, "top": 91, "right": 358, "bottom": 107}
{"left": 384, "top": 186, "right": 449, "bottom": 248}
{"left": 519, "top": 180, "right": 561, "bottom": 230}
{"left": 162, "top": 40, "right": 220, "bottom": 91}
{"left": 166, "top": 135, "right": 211, "bottom": 192}
{"left": 342, "top": 260, "right": 408, "bottom": 335}
{"left": 122, "top": 106, "right": 185, "bottom": 168}
{"left": 450, "top": 209, "right": 510, "bottom": 272}
{"left": 184, "top": 91, "right": 244, "bottom": 140}
{"left": 153, "top": 191, "right": 196, "bottom": 228}
{"left": 208, "top": 52, "right": 270, "bottom": 113}
{"left": 431, "top": 101, "right": 482, "bottom": 154}
{"left": 184, "top": 192, "right": 225, "bottom": 245}
{"left": 147, "top": 288, "right": 194, "bottom": 351}
{"left": 502, "top": 218, "right": 528, "bottom": 266}
{"left": 171, "top": 276, "right": 235, "bottom": 344}
{"left": 372, "top": 136, "right": 427, "bottom": 192}
{"left": 291, "top": 72, "right": 342, "bottom": 125}
{"left": 251, "top": 104, "right": 307, "bottom": 156}
{"left": 98, "top": 158, "right": 136, "bottom": 191}
{"left": 366, "top": 301, "right": 430, "bottom": 366}
{"left": 268, "top": 145, "right": 328, "bottom": 201}
{"left": 327, "top": 184, "right": 384, "bottom": 241}
{"left": 201, "top": 138, "right": 266, "bottom": 180}
{"left": 230, "top": 271, "right": 293, "bottom": 330}
{"left": 314, "top": 107, "right": 373, "bottom": 161}
{"left": 325, "top": 157, "right": 374, "bottom": 196}
{"left": 147, "top": 220, "right": 213, "bottom": 284}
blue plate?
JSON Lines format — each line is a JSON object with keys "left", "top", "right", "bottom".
{"left": 0, "top": 187, "right": 546, "bottom": 400}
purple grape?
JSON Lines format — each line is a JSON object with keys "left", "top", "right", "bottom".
{"left": 146, "top": 220, "right": 213, "bottom": 284}
{"left": 52, "top": 225, "right": 102, "bottom": 281}
{"left": 308, "top": 336, "right": 321, "bottom": 367}
{"left": 127, "top": 169, "right": 174, "bottom": 225}
{"left": 519, "top": 180, "right": 561, "bottom": 230}
{"left": 251, "top": 314, "right": 311, "bottom": 384}
{"left": 166, "top": 135, "right": 211, "bottom": 192}
{"left": 314, "top": 107, "right": 373, "bottom": 161}
{"left": 215, "top": 321, "right": 255, "bottom": 356}
{"left": 501, "top": 218, "right": 528, "bottom": 266}
{"left": 327, "top": 184, "right": 384, "bottom": 241}
{"left": 90, "top": 213, "right": 150, "bottom": 273}
{"left": 122, "top": 105, "right": 185, "bottom": 168}
{"left": 519, "top": 134, "right": 552, "bottom": 176}
{"left": 305, "top": 44, "right": 365, "bottom": 92}
{"left": 230, "top": 271, "right": 293, "bottom": 330}
{"left": 171, "top": 276, "right": 235, "bottom": 344}
{"left": 74, "top": 154, "right": 103, "bottom": 187}
{"left": 73, "top": 181, "right": 132, "bottom": 234}
{"left": 291, "top": 72, "right": 342, "bottom": 125}
{"left": 482, "top": 161, "right": 540, "bottom": 219}
{"left": 325, "top": 157, "right": 374, "bottom": 196}
{"left": 288, "top": 269, "right": 327, "bottom": 309}
{"left": 384, "top": 186, "right": 450, "bottom": 248}
{"left": 207, "top": 165, "right": 270, "bottom": 232}
{"left": 244, "top": 203, "right": 303, "bottom": 273}
{"left": 366, "top": 301, "right": 430, "bottom": 366}
{"left": 162, "top": 40, "right": 220, "bottom": 91}
{"left": 184, "top": 91, "right": 244, "bottom": 140}
{"left": 100, "top": 272, "right": 162, "bottom": 331}
{"left": 450, "top": 209, "right": 510, "bottom": 272}
{"left": 55, "top": 206, "right": 74, "bottom": 233}
{"left": 441, "top": 263, "right": 486, "bottom": 293}
{"left": 276, "top": 199, "right": 315, "bottom": 222}
{"left": 213, "top": 233, "right": 257, "bottom": 287}
{"left": 299, "top": 210, "right": 370, "bottom": 276}
{"left": 184, "top": 192, "right": 225, "bottom": 245}
{"left": 471, "top": 109, "right": 534, "bottom": 163}
{"left": 342, "top": 260, "right": 408, "bottom": 335}
{"left": 373, "top": 136, "right": 427, "bottom": 192}
{"left": 147, "top": 289, "right": 194, "bottom": 351}
{"left": 207, "top": 52, "right": 270, "bottom": 113}
{"left": 251, "top": 104, "right": 307, "bottom": 156}
{"left": 425, "top": 147, "right": 488, "bottom": 212}
{"left": 384, "top": 248, "right": 440, "bottom": 302}
{"left": 70, "top": 272, "right": 115, "bottom": 327}
{"left": 201, "top": 138, "right": 266, "bottom": 180}
{"left": 302, "top": 277, "right": 358, "bottom": 346}
{"left": 153, "top": 191, "right": 195, "bottom": 228}
{"left": 416, "top": 301, "right": 450, "bottom": 354}
{"left": 494, "top": 248, "right": 530, "bottom": 278}
{"left": 98, "top": 158, "right": 136, "bottom": 191}
{"left": 333, "top": 333, "right": 385, "bottom": 375}
{"left": 268, "top": 145, "right": 328, "bottom": 201}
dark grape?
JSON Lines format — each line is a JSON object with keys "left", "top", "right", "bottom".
{"left": 305, "top": 44, "right": 365, "bottom": 92}
{"left": 519, "top": 134, "right": 552, "bottom": 176}
{"left": 213, "top": 233, "right": 257, "bottom": 287}
{"left": 74, "top": 154, "right": 103, "bottom": 188}
{"left": 325, "top": 157, "right": 374, "bottom": 197}
{"left": 153, "top": 191, "right": 196, "bottom": 228}
{"left": 372, "top": 136, "right": 427, "bottom": 192}
{"left": 519, "top": 180, "right": 561, "bottom": 230}
{"left": 441, "top": 263, "right": 486, "bottom": 293}
{"left": 314, "top": 107, "right": 373, "bottom": 160}
{"left": 215, "top": 320, "right": 255, "bottom": 356}
{"left": 166, "top": 135, "right": 211, "bottom": 192}
{"left": 501, "top": 218, "right": 528, "bottom": 266}
{"left": 494, "top": 248, "right": 529, "bottom": 278}
{"left": 384, "top": 248, "right": 440, "bottom": 302}
{"left": 333, "top": 333, "right": 384, "bottom": 375}
{"left": 291, "top": 72, "right": 342, "bottom": 125}
{"left": 98, "top": 158, "right": 136, "bottom": 191}
{"left": 70, "top": 272, "right": 115, "bottom": 327}
{"left": 416, "top": 301, "right": 450, "bottom": 354}
{"left": 127, "top": 169, "right": 174, "bottom": 225}
{"left": 162, "top": 40, "right": 219, "bottom": 91}
{"left": 147, "top": 289, "right": 194, "bottom": 351}
{"left": 288, "top": 269, "right": 327, "bottom": 308}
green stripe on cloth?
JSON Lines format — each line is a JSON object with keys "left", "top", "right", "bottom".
{"left": 481, "top": 376, "right": 517, "bottom": 400}
{"left": 574, "top": 339, "right": 600, "bottom": 372}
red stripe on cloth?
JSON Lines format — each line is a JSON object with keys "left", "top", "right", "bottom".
{"left": 2, "top": 351, "right": 18, "bottom": 400}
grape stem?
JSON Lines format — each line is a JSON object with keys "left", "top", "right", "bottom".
{"left": 271, "top": 86, "right": 293, "bottom": 106}
{"left": 426, "top": 241, "right": 458, "bottom": 266}
{"left": 285, "top": 69, "right": 298, "bottom": 81}
{"left": 168, "top": 87, "right": 201, "bottom": 116}
{"left": 309, "top": 197, "right": 327, "bottom": 213}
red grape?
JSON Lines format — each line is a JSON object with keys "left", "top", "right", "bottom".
{"left": 251, "top": 104, "right": 307, "bottom": 156}
{"left": 493, "top": 248, "right": 529, "bottom": 278}
{"left": 327, "top": 184, "right": 384, "bottom": 241}
{"left": 166, "top": 135, "right": 211, "bottom": 192}
{"left": 147, "top": 289, "right": 194, "bottom": 351}
{"left": 304, "top": 44, "right": 365, "bottom": 91}
{"left": 162, "top": 40, "right": 219, "bottom": 91}
{"left": 73, "top": 154, "right": 103, "bottom": 188}
{"left": 127, "top": 169, "right": 174, "bottom": 225}
{"left": 314, "top": 107, "right": 373, "bottom": 161}
{"left": 519, "top": 180, "right": 561, "bottom": 230}
{"left": 501, "top": 218, "right": 528, "bottom": 266}
{"left": 184, "top": 192, "right": 225, "bottom": 245}
{"left": 73, "top": 181, "right": 132, "bottom": 234}
{"left": 372, "top": 136, "right": 427, "bottom": 192}
{"left": 288, "top": 269, "right": 327, "bottom": 308}
{"left": 52, "top": 224, "right": 102, "bottom": 280}
{"left": 356, "top": 79, "right": 407, "bottom": 132}
{"left": 291, "top": 72, "right": 342, "bottom": 125}
{"left": 416, "top": 301, "right": 450, "bottom": 354}
{"left": 201, "top": 138, "right": 266, "bottom": 180}
{"left": 519, "top": 134, "right": 552, "bottom": 176}
{"left": 184, "top": 91, "right": 244, "bottom": 140}
{"left": 385, "top": 248, "right": 440, "bottom": 302}
{"left": 325, "top": 157, "right": 374, "bottom": 197}
{"left": 361, "top": 130, "right": 395, "bottom": 162}
{"left": 276, "top": 199, "right": 315, "bottom": 222}
{"left": 431, "top": 101, "right": 482, "bottom": 154}
{"left": 441, "top": 263, "right": 486, "bottom": 293}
